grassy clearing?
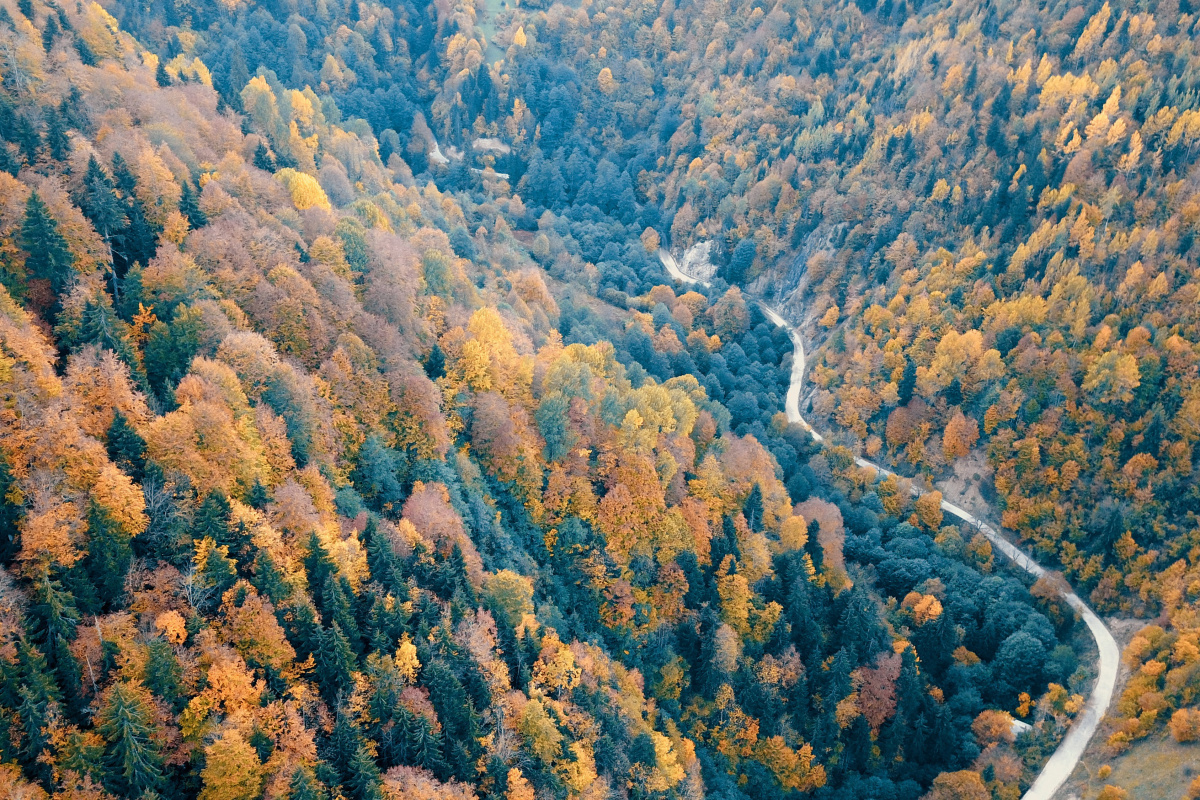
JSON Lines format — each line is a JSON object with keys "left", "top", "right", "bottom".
{"left": 1067, "top": 733, "right": 1197, "bottom": 800}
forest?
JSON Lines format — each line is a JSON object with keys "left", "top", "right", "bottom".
{"left": 0, "top": 0, "right": 1195, "bottom": 798}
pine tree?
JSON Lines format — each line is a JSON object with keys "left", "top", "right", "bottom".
{"left": 143, "top": 639, "right": 182, "bottom": 711}
{"left": 251, "top": 549, "right": 289, "bottom": 606}
{"left": 75, "top": 36, "right": 97, "bottom": 66}
{"left": 30, "top": 570, "right": 83, "bottom": 710}
{"left": 97, "top": 681, "right": 164, "bottom": 797}
{"left": 304, "top": 532, "right": 336, "bottom": 598}
{"left": 0, "top": 141, "right": 18, "bottom": 176}
{"left": 80, "top": 158, "right": 127, "bottom": 289}
{"left": 246, "top": 479, "right": 271, "bottom": 509}
{"left": 14, "top": 115, "right": 40, "bottom": 164}
{"left": 289, "top": 767, "right": 327, "bottom": 800}
{"left": 743, "top": 483, "right": 763, "bottom": 531}
{"left": 41, "top": 14, "right": 58, "bottom": 52}
{"left": 106, "top": 410, "right": 147, "bottom": 481}
{"left": 195, "top": 537, "right": 238, "bottom": 597}
{"left": 85, "top": 499, "right": 133, "bottom": 607}
{"left": 178, "top": 178, "right": 207, "bottom": 228}
{"left": 16, "top": 683, "right": 57, "bottom": 778}
{"left": 155, "top": 60, "right": 171, "bottom": 87}
{"left": 20, "top": 190, "right": 75, "bottom": 296}
{"left": 44, "top": 105, "right": 69, "bottom": 160}
{"left": 194, "top": 489, "right": 233, "bottom": 545}
{"left": 322, "top": 575, "right": 362, "bottom": 653}
{"left": 112, "top": 152, "right": 138, "bottom": 195}
{"left": 897, "top": 357, "right": 917, "bottom": 406}
{"left": 328, "top": 707, "right": 362, "bottom": 780}
{"left": 0, "top": 457, "right": 23, "bottom": 565}
{"left": 252, "top": 141, "right": 275, "bottom": 172}
{"left": 805, "top": 518, "right": 824, "bottom": 575}
{"left": 347, "top": 742, "right": 383, "bottom": 800}
{"left": 315, "top": 623, "right": 356, "bottom": 702}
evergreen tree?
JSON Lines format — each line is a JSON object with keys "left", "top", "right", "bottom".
{"left": 30, "top": 570, "right": 83, "bottom": 713}
{"left": 56, "top": 295, "right": 148, "bottom": 388}
{"left": 80, "top": 157, "right": 127, "bottom": 285}
{"left": 143, "top": 639, "right": 182, "bottom": 711}
{"left": 75, "top": 37, "right": 97, "bottom": 66}
{"left": 289, "top": 767, "right": 327, "bottom": 800}
{"left": 178, "top": 178, "right": 206, "bottom": 227}
{"left": 193, "top": 489, "right": 233, "bottom": 546}
{"left": 897, "top": 357, "right": 917, "bottom": 406}
{"left": 106, "top": 410, "right": 146, "bottom": 481}
{"left": 112, "top": 152, "right": 138, "bottom": 195}
{"left": 253, "top": 141, "right": 275, "bottom": 172}
{"left": 155, "top": 60, "right": 171, "bottom": 87}
{"left": 20, "top": 190, "right": 75, "bottom": 296}
{"left": 246, "top": 479, "right": 271, "bottom": 509}
{"left": 0, "top": 457, "right": 23, "bottom": 565}
{"left": 41, "top": 14, "right": 58, "bottom": 52}
{"left": 251, "top": 549, "right": 289, "bottom": 606}
{"left": 805, "top": 518, "right": 824, "bottom": 574}
{"left": 44, "top": 105, "right": 69, "bottom": 160}
{"left": 347, "top": 742, "right": 383, "bottom": 800}
{"left": 97, "top": 681, "right": 164, "bottom": 797}
{"left": 743, "top": 483, "right": 763, "bottom": 531}
{"left": 85, "top": 499, "right": 133, "bottom": 607}
{"left": 196, "top": 538, "right": 238, "bottom": 597}
{"left": 0, "top": 141, "right": 18, "bottom": 176}
{"left": 14, "top": 115, "right": 39, "bottom": 164}
{"left": 315, "top": 623, "right": 356, "bottom": 702}
{"left": 352, "top": 435, "right": 406, "bottom": 514}
{"left": 304, "top": 532, "right": 336, "bottom": 597}
{"left": 322, "top": 575, "right": 362, "bottom": 653}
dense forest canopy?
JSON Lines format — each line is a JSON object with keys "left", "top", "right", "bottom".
{"left": 0, "top": 0, "right": 1195, "bottom": 798}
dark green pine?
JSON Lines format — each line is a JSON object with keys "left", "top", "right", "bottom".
{"left": 20, "top": 190, "right": 75, "bottom": 296}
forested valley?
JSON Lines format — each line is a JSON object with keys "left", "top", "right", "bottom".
{"left": 0, "top": 0, "right": 1195, "bottom": 798}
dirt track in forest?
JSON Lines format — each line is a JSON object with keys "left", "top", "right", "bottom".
{"left": 658, "top": 247, "right": 1119, "bottom": 800}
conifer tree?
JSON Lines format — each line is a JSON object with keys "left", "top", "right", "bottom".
{"left": 143, "top": 639, "right": 182, "bottom": 711}
{"left": 44, "top": 105, "right": 69, "bottom": 160}
{"left": 14, "top": 116, "right": 39, "bottom": 164}
{"left": 315, "top": 623, "right": 356, "bottom": 702}
{"left": 246, "top": 479, "right": 271, "bottom": 510}
{"left": 193, "top": 490, "right": 232, "bottom": 546}
{"left": 85, "top": 499, "right": 133, "bottom": 607}
{"left": 97, "top": 681, "right": 164, "bottom": 797}
{"left": 178, "top": 178, "right": 206, "bottom": 227}
{"left": 323, "top": 575, "right": 362, "bottom": 653}
{"left": 743, "top": 483, "right": 763, "bottom": 531}
{"left": 41, "top": 15, "right": 58, "bottom": 52}
{"left": 289, "top": 767, "right": 327, "bottom": 800}
{"left": 253, "top": 141, "right": 275, "bottom": 172}
{"left": 304, "top": 532, "right": 336, "bottom": 598}
{"left": 106, "top": 410, "right": 147, "bottom": 481}
{"left": 20, "top": 190, "right": 75, "bottom": 296}
{"left": 347, "top": 742, "right": 383, "bottom": 800}
{"left": 251, "top": 549, "right": 289, "bottom": 607}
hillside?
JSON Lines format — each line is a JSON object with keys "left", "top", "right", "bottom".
{"left": 0, "top": 0, "right": 1195, "bottom": 799}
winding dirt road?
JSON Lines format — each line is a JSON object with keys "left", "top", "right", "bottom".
{"left": 659, "top": 248, "right": 1118, "bottom": 800}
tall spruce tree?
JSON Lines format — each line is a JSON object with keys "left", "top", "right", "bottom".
{"left": 97, "top": 681, "right": 164, "bottom": 797}
{"left": 20, "top": 190, "right": 74, "bottom": 297}
{"left": 84, "top": 499, "right": 133, "bottom": 607}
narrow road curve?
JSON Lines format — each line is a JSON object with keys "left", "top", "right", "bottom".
{"left": 659, "top": 248, "right": 1118, "bottom": 800}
